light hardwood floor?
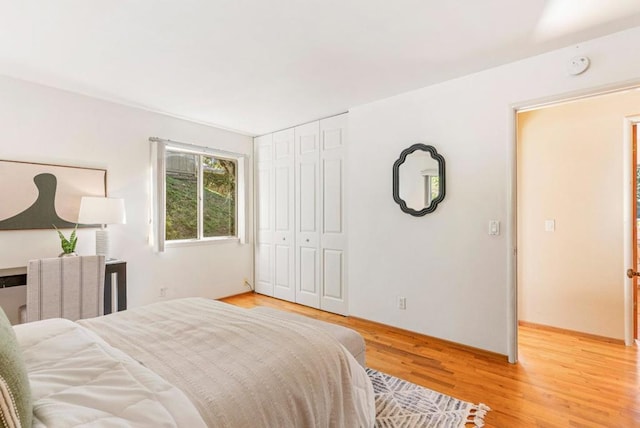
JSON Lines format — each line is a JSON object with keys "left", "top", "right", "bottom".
{"left": 221, "top": 292, "right": 640, "bottom": 427}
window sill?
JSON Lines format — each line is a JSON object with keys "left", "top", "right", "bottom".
{"left": 165, "top": 237, "right": 240, "bottom": 248}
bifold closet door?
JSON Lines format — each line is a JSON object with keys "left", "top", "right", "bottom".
{"left": 254, "top": 114, "right": 348, "bottom": 313}
{"left": 254, "top": 134, "right": 274, "bottom": 296}
{"left": 294, "top": 121, "right": 321, "bottom": 308}
{"left": 319, "top": 114, "right": 348, "bottom": 315}
{"left": 272, "top": 129, "right": 296, "bottom": 302}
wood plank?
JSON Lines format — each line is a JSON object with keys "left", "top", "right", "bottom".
{"left": 221, "top": 292, "right": 640, "bottom": 427}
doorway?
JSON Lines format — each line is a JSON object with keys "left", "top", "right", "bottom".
{"left": 515, "top": 90, "right": 640, "bottom": 352}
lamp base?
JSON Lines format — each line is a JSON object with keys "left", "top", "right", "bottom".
{"left": 95, "top": 229, "right": 110, "bottom": 257}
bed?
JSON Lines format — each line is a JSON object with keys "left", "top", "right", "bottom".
{"left": 4, "top": 297, "right": 375, "bottom": 427}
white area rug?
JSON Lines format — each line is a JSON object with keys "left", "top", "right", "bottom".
{"left": 368, "top": 368, "right": 490, "bottom": 428}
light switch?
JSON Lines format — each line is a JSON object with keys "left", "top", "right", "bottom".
{"left": 545, "top": 219, "right": 555, "bottom": 232}
{"left": 489, "top": 220, "right": 500, "bottom": 236}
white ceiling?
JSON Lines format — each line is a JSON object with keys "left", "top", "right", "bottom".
{"left": 1, "top": 1, "right": 640, "bottom": 136}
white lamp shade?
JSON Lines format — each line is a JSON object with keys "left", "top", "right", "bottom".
{"left": 78, "top": 197, "right": 127, "bottom": 225}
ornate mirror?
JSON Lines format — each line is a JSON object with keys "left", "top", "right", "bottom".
{"left": 392, "top": 144, "right": 446, "bottom": 216}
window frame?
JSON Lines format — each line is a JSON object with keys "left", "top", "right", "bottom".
{"left": 151, "top": 139, "right": 247, "bottom": 252}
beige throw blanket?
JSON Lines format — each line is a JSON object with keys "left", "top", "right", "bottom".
{"left": 79, "top": 298, "right": 375, "bottom": 428}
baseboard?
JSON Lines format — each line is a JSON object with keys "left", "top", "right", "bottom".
{"left": 518, "top": 320, "right": 625, "bottom": 345}
{"left": 350, "top": 315, "right": 508, "bottom": 361}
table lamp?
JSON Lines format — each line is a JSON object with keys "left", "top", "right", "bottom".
{"left": 78, "top": 197, "right": 126, "bottom": 259}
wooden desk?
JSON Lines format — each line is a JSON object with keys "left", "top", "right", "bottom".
{"left": 104, "top": 260, "right": 127, "bottom": 315}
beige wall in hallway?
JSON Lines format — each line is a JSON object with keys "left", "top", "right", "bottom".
{"left": 518, "top": 90, "right": 640, "bottom": 339}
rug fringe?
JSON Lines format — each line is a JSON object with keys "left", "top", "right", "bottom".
{"left": 465, "top": 403, "right": 491, "bottom": 427}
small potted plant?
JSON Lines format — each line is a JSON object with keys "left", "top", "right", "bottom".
{"left": 54, "top": 224, "right": 78, "bottom": 257}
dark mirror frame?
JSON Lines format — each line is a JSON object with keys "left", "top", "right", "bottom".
{"left": 392, "top": 143, "right": 446, "bottom": 216}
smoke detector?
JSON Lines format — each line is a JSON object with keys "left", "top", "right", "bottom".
{"left": 567, "top": 56, "right": 590, "bottom": 76}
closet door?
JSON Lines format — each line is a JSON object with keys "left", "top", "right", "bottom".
{"left": 272, "top": 129, "right": 296, "bottom": 302}
{"left": 320, "top": 114, "right": 348, "bottom": 315}
{"left": 254, "top": 134, "right": 274, "bottom": 296}
{"left": 294, "top": 122, "right": 321, "bottom": 308}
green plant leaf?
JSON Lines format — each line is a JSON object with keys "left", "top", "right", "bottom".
{"left": 53, "top": 224, "right": 78, "bottom": 254}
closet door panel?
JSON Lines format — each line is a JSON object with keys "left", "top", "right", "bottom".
{"left": 274, "top": 244, "right": 291, "bottom": 288}
{"left": 322, "top": 158, "right": 343, "bottom": 236}
{"left": 256, "top": 244, "right": 272, "bottom": 293}
{"left": 257, "top": 137, "right": 274, "bottom": 162}
{"left": 319, "top": 114, "right": 348, "bottom": 315}
{"left": 299, "top": 247, "right": 318, "bottom": 294}
{"left": 254, "top": 134, "right": 274, "bottom": 296}
{"left": 295, "top": 122, "right": 320, "bottom": 308}
{"left": 323, "top": 249, "right": 344, "bottom": 299}
{"left": 257, "top": 166, "right": 271, "bottom": 234}
{"left": 299, "top": 162, "right": 317, "bottom": 232}
{"left": 274, "top": 166, "right": 291, "bottom": 231}
{"left": 272, "top": 129, "right": 295, "bottom": 302}
{"left": 255, "top": 164, "right": 272, "bottom": 295}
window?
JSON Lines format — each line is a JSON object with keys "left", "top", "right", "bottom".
{"left": 165, "top": 150, "right": 237, "bottom": 240}
{"left": 151, "top": 139, "right": 246, "bottom": 251}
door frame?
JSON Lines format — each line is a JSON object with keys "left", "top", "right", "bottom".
{"left": 631, "top": 122, "right": 640, "bottom": 342}
{"left": 623, "top": 117, "right": 640, "bottom": 345}
{"left": 508, "top": 81, "right": 640, "bottom": 362}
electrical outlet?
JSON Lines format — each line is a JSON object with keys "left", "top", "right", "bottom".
{"left": 159, "top": 287, "right": 168, "bottom": 298}
{"left": 397, "top": 296, "right": 407, "bottom": 310}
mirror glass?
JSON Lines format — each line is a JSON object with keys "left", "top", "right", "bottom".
{"left": 392, "top": 144, "right": 445, "bottom": 216}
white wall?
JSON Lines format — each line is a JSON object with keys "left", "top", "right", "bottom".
{"left": 517, "top": 91, "right": 640, "bottom": 339}
{"left": 347, "top": 26, "right": 640, "bottom": 355}
{"left": 0, "top": 76, "right": 253, "bottom": 323}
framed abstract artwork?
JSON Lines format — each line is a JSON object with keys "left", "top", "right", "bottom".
{"left": 0, "top": 160, "right": 107, "bottom": 230}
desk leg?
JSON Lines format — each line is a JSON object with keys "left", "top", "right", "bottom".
{"left": 104, "top": 272, "right": 113, "bottom": 315}
{"left": 104, "top": 263, "right": 127, "bottom": 314}
{"left": 117, "top": 264, "right": 127, "bottom": 311}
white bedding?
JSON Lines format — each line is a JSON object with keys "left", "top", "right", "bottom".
{"left": 14, "top": 318, "right": 207, "bottom": 428}
{"left": 79, "top": 298, "right": 376, "bottom": 428}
